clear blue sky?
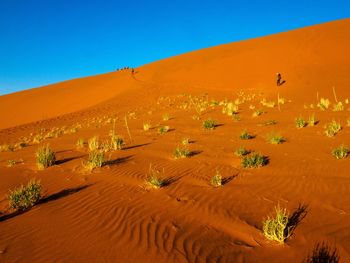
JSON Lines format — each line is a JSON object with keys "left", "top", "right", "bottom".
{"left": 0, "top": 0, "right": 349, "bottom": 95}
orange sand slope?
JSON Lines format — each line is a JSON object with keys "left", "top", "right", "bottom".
{"left": 0, "top": 19, "right": 350, "bottom": 262}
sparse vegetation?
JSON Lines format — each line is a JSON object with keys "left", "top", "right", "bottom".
{"left": 88, "top": 136, "right": 100, "bottom": 151}
{"left": 143, "top": 122, "right": 151, "bottom": 131}
{"left": 308, "top": 114, "right": 318, "bottom": 126}
{"left": 84, "top": 151, "right": 104, "bottom": 170}
{"left": 36, "top": 144, "right": 56, "bottom": 170}
{"left": 332, "top": 145, "right": 349, "bottom": 159}
{"left": 239, "top": 130, "right": 253, "bottom": 140}
{"left": 317, "top": 98, "right": 330, "bottom": 111}
{"left": 262, "top": 205, "right": 291, "bottom": 244}
{"left": 7, "top": 160, "right": 17, "bottom": 167}
{"left": 242, "top": 153, "right": 267, "bottom": 168}
{"left": 332, "top": 101, "right": 344, "bottom": 112}
{"left": 295, "top": 117, "right": 307, "bottom": 129}
{"left": 324, "top": 120, "right": 341, "bottom": 137}
{"left": 146, "top": 166, "right": 166, "bottom": 189}
{"left": 266, "top": 133, "right": 285, "bottom": 144}
{"left": 181, "top": 137, "right": 191, "bottom": 145}
{"left": 174, "top": 146, "right": 191, "bottom": 159}
{"left": 222, "top": 102, "right": 239, "bottom": 116}
{"left": 252, "top": 109, "right": 264, "bottom": 117}
{"left": 8, "top": 179, "right": 42, "bottom": 211}
{"left": 162, "top": 113, "right": 170, "bottom": 121}
{"left": 76, "top": 138, "right": 85, "bottom": 149}
{"left": 158, "top": 125, "right": 170, "bottom": 134}
{"left": 202, "top": 119, "right": 216, "bottom": 130}
{"left": 234, "top": 146, "right": 250, "bottom": 157}
{"left": 110, "top": 135, "right": 124, "bottom": 150}
{"left": 210, "top": 170, "right": 222, "bottom": 187}
{"left": 260, "top": 120, "right": 277, "bottom": 126}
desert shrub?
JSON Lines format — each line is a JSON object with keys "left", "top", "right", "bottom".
{"left": 7, "top": 160, "right": 16, "bottom": 167}
{"left": 174, "top": 146, "right": 191, "bottom": 159}
{"left": 295, "top": 117, "right": 307, "bottom": 128}
{"left": 266, "top": 133, "right": 285, "bottom": 144}
{"left": 261, "top": 120, "right": 277, "bottom": 126}
{"left": 202, "top": 119, "right": 216, "bottom": 130}
{"left": 32, "top": 134, "right": 44, "bottom": 144}
{"left": 324, "top": 120, "right": 341, "bottom": 137}
{"left": 234, "top": 146, "right": 250, "bottom": 157}
{"left": 232, "top": 114, "right": 241, "bottom": 122}
{"left": 146, "top": 166, "right": 166, "bottom": 189}
{"left": 88, "top": 136, "right": 100, "bottom": 151}
{"left": 0, "top": 144, "right": 15, "bottom": 152}
{"left": 347, "top": 118, "right": 350, "bottom": 127}
{"left": 76, "top": 138, "right": 85, "bottom": 149}
{"left": 308, "top": 114, "right": 318, "bottom": 126}
{"left": 332, "top": 145, "right": 349, "bottom": 159}
{"left": 303, "top": 242, "right": 339, "bottom": 263}
{"left": 242, "top": 153, "right": 267, "bottom": 168}
{"left": 332, "top": 102, "right": 344, "bottom": 112}
{"left": 158, "top": 125, "right": 170, "bottom": 134}
{"left": 262, "top": 205, "right": 291, "bottom": 244}
{"left": 84, "top": 151, "right": 104, "bottom": 170}
{"left": 143, "top": 122, "right": 151, "bottom": 131}
{"left": 36, "top": 144, "right": 56, "bottom": 170}
{"left": 222, "top": 102, "right": 239, "bottom": 116}
{"left": 181, "top": 137, "right": 190, "bottom": 145}
{"left": 110, "top": 135, "right": 124, "bottom": 150}
{"left": 261, "top": 99, "right": 275, "bottom": 108}
{"left": 252, "top": 109, "right": 264, "bottom": 117}
{"left": 317, "top": 98, "right": 330, "bottom": 111}
{"left": 239, "top": 130, "right": 253, "bottom": 140}
{"left": 8, "top": 179, "right": 42, "bottom": 211}
{"left": 162, "top": 113, "right": 170, "bottom": 121}
{"left": 210, "top": 170, "right": 222, "bottom": 187}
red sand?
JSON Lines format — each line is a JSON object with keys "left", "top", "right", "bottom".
{"left": 0, "top": 19, "right": 349, "bottom": 262}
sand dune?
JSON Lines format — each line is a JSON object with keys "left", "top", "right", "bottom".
{"left": 0, "top": 19, "right": 350, "bottom": 262}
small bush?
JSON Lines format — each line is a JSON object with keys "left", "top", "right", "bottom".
{"left": 239, "top": 130, "right": 253, "bottom": 140}
{"left": 146, "top": 166, "right": 166, "bottom": 189}
{"left": 88, "top": 136, "right": 99, "bottom": 151}
{"left": 202, "top": 119, "right": 216, "bottom": 130}
{"left": 324, "top": 120, "right": 341, "bottom": 137}
{"left": 295, "top": 117, "right": 307, "bottom": 129}
{"left": 162, "top": 113, "right": 170, "bottom": 121}
{"left": 234, "top": 146, "right": 250, "bottom": 157}
{"left": 262, "top": 205, "right": 291, "bottom": 244}
{"left": 158, "top": 125, "right": 170, "bottom": 134}
{"left": 332, "top": 102, "right": 344, "bottom": 112}
{"left": 36, "top": 144, "right": 56, "bottom": 170}
{"left": 85, "top": 151, "right": 104, "bottom": 170}
{"left": 222, "top": 102, "right": 239, "bottom": 116}
{"left": 181, "top": 137, "right": 191, "bottom": 145}
{"left": 252, "top": 109, "right": 264, "bottom": 117}
{"left": 7, "top": 160, "right": 17, "bottom": 167}
{"left": 308, "top": 114, "right": 318, "bottom": 126}
{"left": 174, "top": 146, "right": 191, "bottom": 159}
{"left": 267, "top": 133, "right": 285, "bottom": 144}
{"left": 332, "top": 145, "right": 349, "bottom": 159}
{"left": 242, "top": 153, "right": 267, "bottom": 168}
{"left": 260, "top": 120, "right": 277, "bottom": 126}
{"left": 143, "top": 122, "right": 151, "bottom": 131}
{"left": 232, "top": 114, "right": 241, "bottom": 122}
{"left": 317, "top": 98, "right": 330, "bottom": 111}
{"left": 76, "top": 138, "right": 85, "bottom": 149}
{"left": 210, "top": 170, "right": 222, "bottom": 187}
{"left": 8, "top": 179, "right": 42, "bottom": 211}
{"left": 110, "top": 135, "right": 124, "bottom": 150}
